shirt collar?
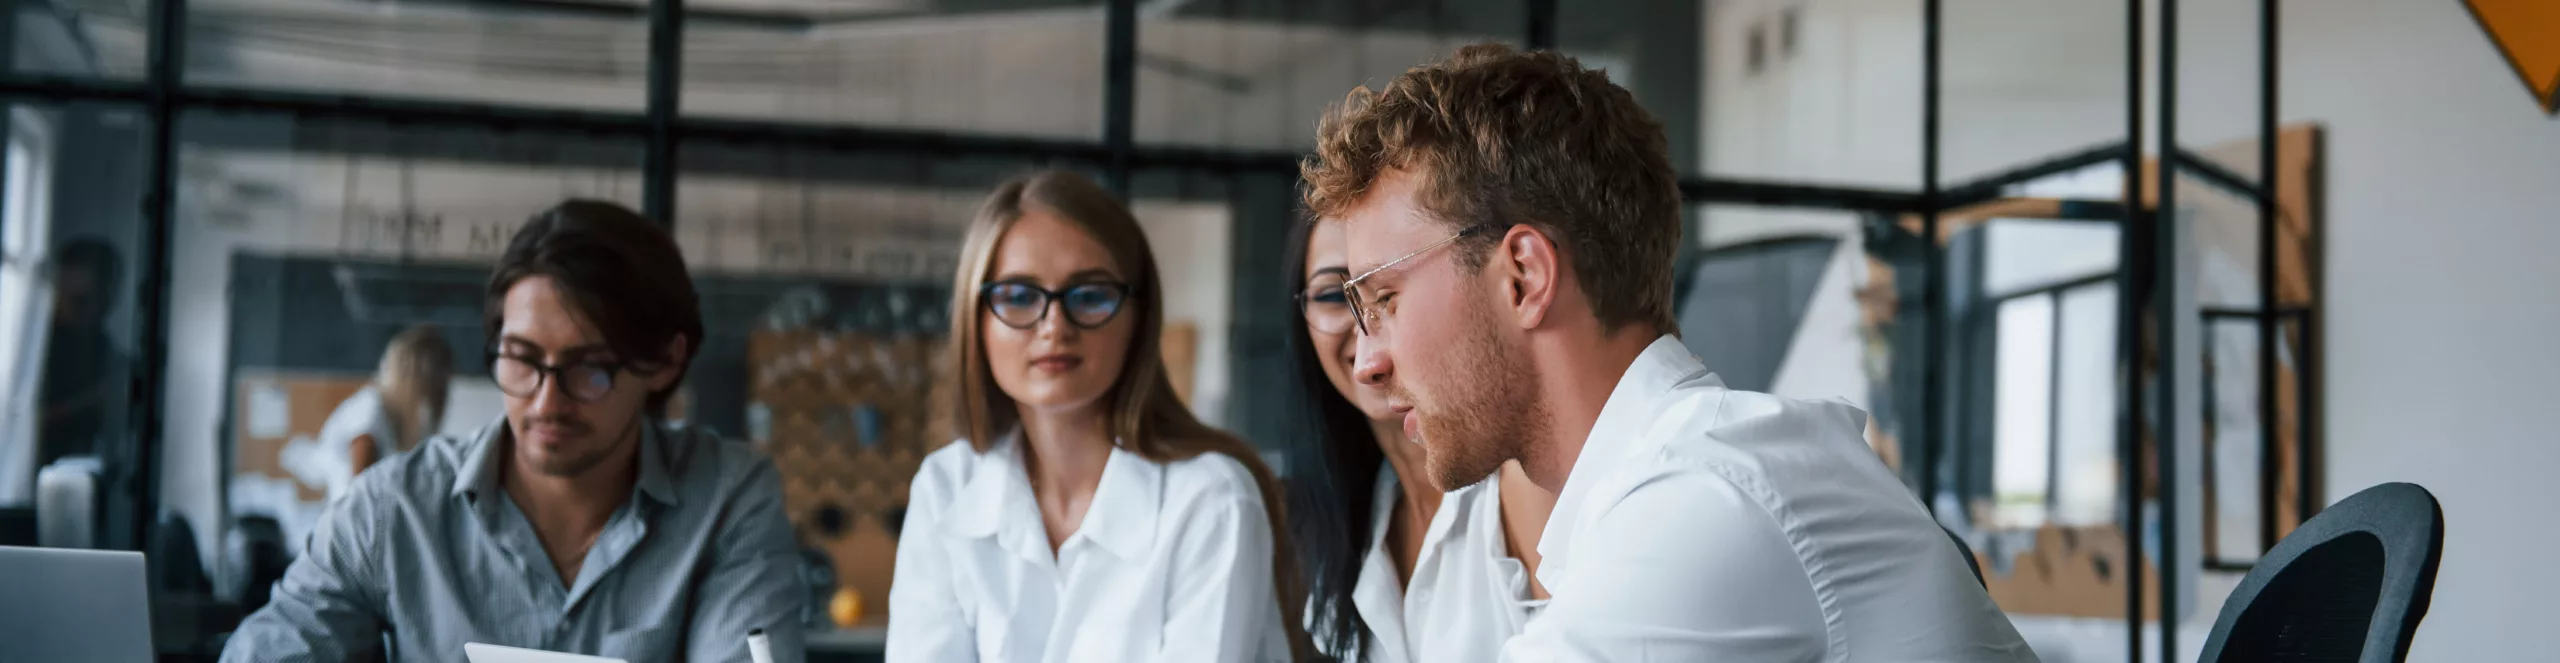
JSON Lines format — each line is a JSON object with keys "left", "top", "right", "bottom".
{"left": 943, "top": 432, "right": 1163, "bottom": 563}
{"left": 1077, "top": 444, "right": 1163, "bottom": 561}
{"left": 451, "top": 418, "right": 508, "bottom": 502}
{"left": 1535, "top": 335, "right": 1716, "bottom": 586}
{"left": 633, "top": 423, "right": 681, "bottom": 508}
{"left": 447, "top": 416, "right": 683, "bottom": 509}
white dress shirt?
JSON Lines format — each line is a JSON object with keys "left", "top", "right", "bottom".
{"left": 1503, "top": 336, "right": 2037, "bottom": 663}
{"left": 1332, "top": 467, "right": 1542, "bottom": 663}
{"left": 887, "top": 435, "right": 1290, "bottom": 663}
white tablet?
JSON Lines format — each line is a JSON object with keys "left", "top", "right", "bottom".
{"left": 462, "top": 642, "right": 630, "bottom": 663}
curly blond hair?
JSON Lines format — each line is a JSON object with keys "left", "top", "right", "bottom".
{"left": 1301, "top": 42, "right": 1683, "bottom": 335}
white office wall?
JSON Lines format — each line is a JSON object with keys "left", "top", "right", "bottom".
{"left": 1710, "top": 0, "right": 2560, "bottom": 659}
{"left": 2262, "top": 2, "right": 2560, "bottom": 660}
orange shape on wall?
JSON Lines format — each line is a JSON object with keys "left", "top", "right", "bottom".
{"left": 2468, "top": 0, "right": 2560, "bottom": 114}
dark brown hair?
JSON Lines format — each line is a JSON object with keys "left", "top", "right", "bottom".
{"left": 483, "top": 199, "right": 703, "bottom": 416}
{"left": 946, "top": 170, "right": 1314, "bottom": 660}
{"left": 1302, "top": 42, "right": 1684, "bottom": 335}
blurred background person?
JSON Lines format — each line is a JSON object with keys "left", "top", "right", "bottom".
{"left": 316, "top": 323, "right": 454, "bottom": 502}
{"left": 1287, "top": 213, "right": 1555, "bottom": 663}
{"left": 888, "top": 170, "right": 1312, "bottom": 662}
{"left": 35, "top": 237, "right": 130, "bottom": 472}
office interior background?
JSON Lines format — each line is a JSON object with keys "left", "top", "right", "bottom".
{"left": 0, "top": 0, "right": 2550, "bottom": 660}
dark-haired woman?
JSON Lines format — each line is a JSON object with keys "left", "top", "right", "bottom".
{"left": 1287, "top": 215, "right": 1556, "bottom": 663}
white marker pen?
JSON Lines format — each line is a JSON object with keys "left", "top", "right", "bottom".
{"left": 747, "top": 628, "right": 775, "bottom": 663}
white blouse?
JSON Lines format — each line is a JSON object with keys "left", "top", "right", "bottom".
{"left": 887, "top": 436, "right": 1291, "bottom": 663}
{"left": 1328, "top": 466, "right": 1543, "bottom": 663}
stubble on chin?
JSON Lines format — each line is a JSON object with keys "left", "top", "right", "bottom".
{"left": 1414, "top": 301, "right": 1544, "bottom": 492}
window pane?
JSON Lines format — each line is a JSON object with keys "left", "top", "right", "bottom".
{"left": 1135, "top": 0, "right": 1524, "bottom": 150}
{"left": 12, "top": 0, "right": 150, "bottom": 78}
{"left": 2173, "top": 0, "right": 2266, "bottom": 184}
{"left": 2179, "top": 171, "right": 2262, "bottom": 311}
{"left": 0, "top": 102, "right": 151, "bottom": 553}
{"left": 1991, "top": 293, "right": 2054, "bottom": 528}
{"left": 187, "top": 0, "right": 651, "bottom": 111}
{"left": 684, "top": 2, "right": 1105, "bottom": 137}
{"left": 2052, "top": 282, "right": 2118, "bottom": 526}
{"left": 2203, "top": 317, "right": 2261, "bottom": 562}
{"left": 1941, "top": 0, "right": 2128, "bottom": 185}
{"left": 171, "top": 110, "right": 641, "bottom": 584}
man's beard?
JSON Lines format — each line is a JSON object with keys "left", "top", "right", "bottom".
{"left": 1409, "top": 294, "right": 1546, "bottom": 492}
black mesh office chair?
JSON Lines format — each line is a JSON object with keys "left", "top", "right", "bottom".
{"left": 2196, "top": 482, "right": 2444, "bottom": 663}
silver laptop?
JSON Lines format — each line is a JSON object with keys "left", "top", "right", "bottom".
{"left": 0, "top": 546, "right": 156, "bottom": 663}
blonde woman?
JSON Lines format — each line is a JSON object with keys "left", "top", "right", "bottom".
{"left": 889, "top": 170, "right": 1313, "bottom": 662}
{"left": 318, "top": 323, "right": 453, "bottom": 501}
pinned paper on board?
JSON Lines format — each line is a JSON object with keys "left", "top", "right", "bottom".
{"left": 247, "top": 382, "right": 291, "bottom": 439}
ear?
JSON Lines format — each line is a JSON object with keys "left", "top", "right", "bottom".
{"left": 1498, "top": 225, "right": 1561, "bottom": 330}
{"left": 649, "top": 334, "right": 692, "bottom": 391}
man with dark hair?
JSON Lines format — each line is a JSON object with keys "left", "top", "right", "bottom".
{"left": 224, "top": 200, "right": 806, "bottom": 663}
{"left": 1306, "top": 44, "right": 2034, "bottom": 661}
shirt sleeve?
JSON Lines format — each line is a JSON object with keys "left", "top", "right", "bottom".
{"left": 1501, "top": 467, "right": 1828, "bottom": 663}
{"left": 220, "top": 481, "right": 389, "bottom": 663}
{"left": 884, "top": 465, "right": 976, "bottom": 663}
{"left": 684, "top": 458, "right": 810, "bottom": 663}
{"left": 1157, "top": 483, "right": 1281, "bottom": 663}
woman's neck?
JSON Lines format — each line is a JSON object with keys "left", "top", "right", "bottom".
{"left": 1018, "top": 405, "right": 1115, "bottom": 552}
{"left": 1371, "top": 419, "right": 1444, "bottom": 520}
{"left": 1373, "top": 418, "right": 1442, "bottom": 587}
{"left": 1495, "top": 460, "right": 1557, "bottom": 599}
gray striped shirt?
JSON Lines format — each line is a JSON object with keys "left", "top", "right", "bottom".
{"left": 220, "top": 418, "right": 808, "bottom": 663}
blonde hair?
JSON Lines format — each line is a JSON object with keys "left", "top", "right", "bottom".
{"left": 375, "top": 324, "right": 455, "bottom": 451}
{"left": 946, "top": 169, "right": 1314, "bottom": 660}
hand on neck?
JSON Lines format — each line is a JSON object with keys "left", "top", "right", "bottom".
{"left": 1519, "top": 324, "right": 1662, "bottom": 492}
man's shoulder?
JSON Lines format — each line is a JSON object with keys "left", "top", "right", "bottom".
{"left": 1158, "top": 444, "right": 1265, "bottom": 507}
{"left": 345, "top": 430, "right": 474, "bottom": 504}
{"left": 656, "top": 423, "right": 789, "bottom": 493}
{"left": 1641, "top": 383, "right": 1875, "bottom": 478}
{"left": 1586, "top": 383, "right": 1905, "bottom": 530}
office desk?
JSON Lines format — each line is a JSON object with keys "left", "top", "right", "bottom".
{"left": 807, "top": 626, "right": 886, "bottom": 663}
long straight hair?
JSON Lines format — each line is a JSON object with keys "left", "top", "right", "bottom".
{"left": 945, "top": 169, "right": 1315, "bottom": 661}
{"left": 375, "top": 323, "right": 455, "bottom": 451}
{"left": 1280, "top": 213, "right": 1389, "bottom": 658}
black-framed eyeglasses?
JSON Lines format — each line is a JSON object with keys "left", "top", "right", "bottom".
{"left": 1297, "top": 272, "right": 1353, "bottom": 336}
{"left": 981, "top": 281, "right": 1132, "bottom": 330}
{"left": 490, "top": 353, "right": 632, "bottom": 403}
{"left": 1342, "top": 223, "right": 1501, "bottom": 337}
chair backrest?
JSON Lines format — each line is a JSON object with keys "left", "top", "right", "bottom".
{"left": 35, "top": 457, "right": 102, "bottom": 548}
{"left": 2196, "top": 482, "right": 2444, "bottom": 663}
